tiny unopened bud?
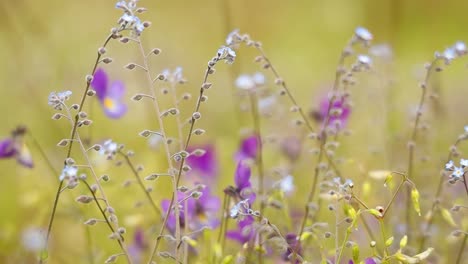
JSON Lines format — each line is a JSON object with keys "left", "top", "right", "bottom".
{"left": 92, "top": 144, "right": 102, "bottom": 151}
{"left": 98, "top": 47, "right": 106, "bottom": 55}
{"left": 370, "top": 241, "right": 376, "bottom": 247}
{"left": 191, "top": 191, "right": 202, "bottom": 199}
{"left": 101, "top": 174, "right": 110, "bottom": 182}
{"left": 200, "top": 95, "right": 208, "bottom": 102}
{"left": 84, "top": 218, "right": 97, "bottom": 225}
{"left": 102, "top": 57, "right": 113, "bottom": 64}
{"left": 57, "top": 139, "right": 69, "bottom": 147}
{"left": 193, "top": 128, "right": 205, "bottom": 135}
{"left": 65, "top": 158, "right": 75, "bottom": 166}
{"left": 78, "top": 111, "right": 87, "bottom": 119}
{"left": 71, "top": 104, "right": 79, "bottom": 110}
{"left": 86, "top": 75, "right": 93, "bottom": 83}
{"left": 51, "top": 113, "right": 62, "bottom": 120}
{"left": 125, "top": 63, "right": 137, "bottom": 70}
{"left": 324, "top": 232, "right": 332, "bottom": 238}
{"left": 151, "top": 48, "right": 161, "bottom": 55}
{"left": 117, "top": 227, "right": 126, "bottom": 234}
{"left": 192, "top": 112, "right": 201, "bottom": 120}
{"left": 143, "top": 21, "right": 151, "bottom": 28}
{"left": 145, "top": 174, "right": 159, "bottom": 181}
{"left": 82, "top": 119, "right": 93, "bottom": 126}
{"left": 202, "top": 83, "right": 212, "bottom": 89}
{"left": 120, "top": 37, "right": 130, "bottom": 43}
{"left": 178, "top": 186, "right": 189, "bottom": 192}
{"left": 76, "top": 195, "right": 93, "bottom": 204}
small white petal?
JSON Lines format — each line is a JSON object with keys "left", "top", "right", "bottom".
{"left": 355, "top": 27, "right": 373, "bottom": 41}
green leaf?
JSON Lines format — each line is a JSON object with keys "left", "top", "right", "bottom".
{"left": 440, "top": 208, "right": 457, "bottom": 227}
{"left": 221, "top": 255, "right": 234, "bottom": 264}
{"left": 352, "top": 244, "right": 360, "bottom": 263}
{"left": 399, "top": 235, "right": 408, "bottom": 248}
{"left": 411, "top": 187, "right": 421, "bottom": 216}
{"left": 368, "top": 209, "right": 382, "bottom": 218}
{"left": 385, "top": 236, "right": 394, "bottom": 247}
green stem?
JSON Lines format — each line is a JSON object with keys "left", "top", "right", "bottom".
{"left": 455, "top": 234, "right": 467, "bottom": 264}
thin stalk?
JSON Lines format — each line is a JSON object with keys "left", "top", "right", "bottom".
{"left": 404, "top": 58, "right": 439, "bottom": 234}
{"left": 379, "top": 219, "right": 389, "bottom": 257}
{"left": 248, "top": 91, "right": 264, "bottom": 264}
{"left": 136, "top": 38, "right": 179, "bottom": 262}
{"left": 41, "top": 30, "right": 120, "bottom": 262}
{"left": 119, "top": 151, "right": 162, "bottom": 218}
{"left": 148, "top": 53, "right": 220, "bottom": 262}
{"left": 419, "top": 138, "right": 461, "bottom": 251}
{"left": 81, "top": 180, "right": 132, "bottom": 263}
{"left": 455, "top": 234, "right": 467, "bottom": 264}
{"left": 213, "top": 193, "right": 229, "bottom": 263}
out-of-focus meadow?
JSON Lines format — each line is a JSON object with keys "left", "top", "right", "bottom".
{"left": 1, "top": 0, "right": 468, "bottom": 263}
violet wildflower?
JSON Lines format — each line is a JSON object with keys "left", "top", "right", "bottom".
{"left": 348, "top": 258, "right": 377, "bottom": 264}
{"left": 91, "top": 68, "right": 127, "bottom": 119}
{"left": 128, "top": 228, "right": 146, "bottom": 264}
{"left": 235, "top": 135, "right": 259, "bottom": 161}
{"left": 226, "top": 215, "right": 255, "bottom": 244}
{"left": 186, "top": 144, "right": 219, "bottom": 179}
{"left": 161, "top": 186, "right": 220, "bottom": 233}
{"left": 282, "top": 233, "right": 302, "bottom": 263}
{"left": 313, "top": 94, "right": 351, "bottom": 129}
{"left": 0, "top": 126, "right": 33, "bottom": 168}
{"left": 234, "top": 161, "right": 256, "bottom": 203}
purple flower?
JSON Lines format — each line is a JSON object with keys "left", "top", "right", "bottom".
{"left": 235, "top": 135, "right": 259, "bottom": 161}
{"left": 128, "top": 228, "right": 146, "bottom": 264}
{"left": 234, "top": 161, "right": 256, "bottom": 203}
{"left": 226, "top": 215, "right": 255, "bottom": 244}
{"left": 282, "top": 233, "right": 302, "bottom": 263}
{"left": 0, "top": 127, "right": 33, "bottom": 168}
{"left": 313, "top": 95, "right": 351, "bottom": 129}
{"left": 186, "top": 144, "right": 219, "bottom": 179}
{"left": 161, "top": 186, "right": 221, "bottom": 234}
{"left": 321, "top": 96, "right": 350, "bottom": 128}
{"left": 348, "top": 258, "right": 377, "bottom": 264}
{"left": 91, "top": 68, "right": 127, "bottom": 119}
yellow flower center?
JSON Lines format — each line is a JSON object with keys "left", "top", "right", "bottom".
{"left": 103, "top": 97, "right": 115, "bottom": 110}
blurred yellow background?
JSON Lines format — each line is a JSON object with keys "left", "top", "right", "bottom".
{"left": 1, "top": 0, "right": 468, "bottom": 263}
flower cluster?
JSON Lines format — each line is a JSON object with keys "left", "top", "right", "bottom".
{"left": 48, "top": 91, "right": 72, "bottom": 110}
{"left": 437, "top": 41, "right": 467, "bottom": 64}
{"left": 445, "top": 159, "right": 467, "bottom": 181}
{"left": 216, "top": 46, "right": 236, "bottom": 64}
{"left": 115, "top": 0, "right": 146, "bottom": 36}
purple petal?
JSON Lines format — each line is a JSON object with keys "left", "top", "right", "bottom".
{"left": 235, "top": 135, "right": 259, "bottom": 161}
{"left": 365, "top": 258, "right": 377, "bottom": 264}
{"left": 226, "top": 216, "right": 255, "bottom": 244}
{"left": 198, "top": 186, "right": 221, "bottom": 210}
{"left": 186, "top": 144, "right": 219, "bottom": 178}
{"left": 108, "top": 81, "right": 126, "bottom": 99}
{"left": 91, "top": 68, "right": 108, "bottom": 101}
{"left": 103, "top": 100, "right": 127, "bottom": 119}
{"left": 234, "top": 161, "right": 251, "bottom": 190}
{"left": 16, "top": 143, "right": 34, "bottom": 168}
{"left": 0, "top": 138, "right": 16, "bottom": 158}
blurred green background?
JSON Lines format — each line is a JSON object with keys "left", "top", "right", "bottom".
{"left": 1, "top": 0, "right": 468, "bottom": 263}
